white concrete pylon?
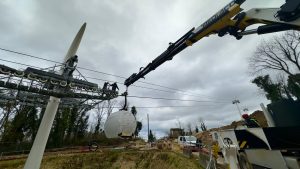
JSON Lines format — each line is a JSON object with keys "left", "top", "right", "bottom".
{"left": 24, "top": 23, "right": 86, "bottom": 169}
{"left": 63, "top": 22, "right": 86, "bottom": 64}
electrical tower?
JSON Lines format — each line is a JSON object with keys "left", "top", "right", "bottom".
{"left": 0, "top": 23, "right": 118, "bottom": 169}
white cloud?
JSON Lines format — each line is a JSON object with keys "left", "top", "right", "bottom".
{"left": 1, "top": 0, "right": 284, "bottom": 137}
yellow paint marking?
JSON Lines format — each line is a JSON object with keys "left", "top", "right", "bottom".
{"left": 240, "top": 141, "right": 247, "bottom": 149}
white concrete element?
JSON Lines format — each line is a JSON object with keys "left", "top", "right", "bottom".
{"left": 246, "top": 128, "right": 271, "bottom": 149}
{"left": 284, "top": 156, "right": 300, "bottom": 169}
{"left": 24, "top": 23, "right": 86, "bottom": 169}
{"left": 62, "top": 23, "right": 86, "bottom": 64}
{"left": 215, "top": 128, "right": 294, "bottom": 169}
{"left": 260, "top": 103, "right": 275, "bottom": 127}
{"left": 223, "top": 145, "right": 239, "bottom": 169}
{"left": 213, "top": 130, "right": 240, "bottom": 168}
{"left": 245, "top": 149, "right": 288, "bottom": 169}
{"left": 104, "top": 110, "right": 137, "bottom": 138}
{"left": 217, "top": 129, "right": 239, "bottom": 149}
{"left": 23, "top": 97, "right": 60, "bottom": 169}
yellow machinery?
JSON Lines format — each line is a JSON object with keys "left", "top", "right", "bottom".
{"left": 124, "top": 0, "right": 300, "bottom": 87}
{"left": 123, "top": 0, "right": 300, "bottom": 168}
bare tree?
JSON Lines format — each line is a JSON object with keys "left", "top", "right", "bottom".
{"left": 276, "top": 73, "right": 293, "bottom": 99}
{"left": 0, "top": 90, "right": 15, "bottom": 132}
{"left": 106, "top": 100, "right": 117, "bottom": 117}
{"left": 249, "top": 31, "right": 300, "bottom": 76}
{"left": 198, "top": 117, "right": 207, "bottom": 132}
{"left": 92, "top": 100, "right": 117, "bottom": 134}
{"left": 186, "top": 122, "right": 192, "bottom": 135}
{"left": 175, "top": 118, "right": 182, "bottom": 129}
{"left": 93, "top": 102, "right": 106, "bottom": 134}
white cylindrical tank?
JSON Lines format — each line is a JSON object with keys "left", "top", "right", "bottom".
{"left": 104, "top": 110, "right": 137, "bottom": 138}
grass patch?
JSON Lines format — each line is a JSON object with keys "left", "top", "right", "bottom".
{"left": 0, "top": 150, "right": 203, "bottom": 169}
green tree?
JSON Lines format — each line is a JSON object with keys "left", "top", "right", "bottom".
{"left": 76, "top": 111, "right": 89, "bottom": 139}
{"left": 131, "top": 106, "right": 137, "bottom": 117}
{"left": 49, "top": 110, "right": 66, "bottom": 147}
{"left": 135, "top": 121, "right": 142, "bottom": 137}
{"left": 1, "top": 105, "right": 37, "bottom": 143}
{"left": 49, "top": 108, "right": 77, "bottom": 147}
{"left": 131, "top": 106, "right": 142, "bottom": 137}
{"left": 252, "top": 75, "right": 285, "bottom": 102}
{"left": 288, "top": 74, "right": 300, "bottom": 100}
{"left": 72, "top": 108, "right": 90, "bottom": 140}
{"left": 25, "top": 107, "right": 38, "bottom": 143}
{"left": 249, "top": 31, "right": 300, "bottom": 101}
{"left": 65, "top": 107, "right": 79, "bottom": 142}
{"left": 148, "top": 130, "right": 156, "bottom": 142}
{"left": 195, "top": 126, "right": 199, "bottom": 133}
{"left": 0, "top": 101, "right": 15, "bottom": 134}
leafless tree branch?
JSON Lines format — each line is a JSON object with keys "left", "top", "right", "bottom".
{"left": 249, "top": 31, "right": 300, "bottom": 76}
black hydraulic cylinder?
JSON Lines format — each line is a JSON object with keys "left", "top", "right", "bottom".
{"left": 257, "top": 24, "right": 296, "bottom": 35}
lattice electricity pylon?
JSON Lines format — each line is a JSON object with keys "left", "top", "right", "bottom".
{"left": 0, "top": 63, "right": 118, "bottom": 101}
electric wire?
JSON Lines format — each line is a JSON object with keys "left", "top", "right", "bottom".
{"left": 77, "top": 74, "right": 230, "bottom": 101}
{"left": 0, "top": 47, "right": 61, "bottom": 64}
{"left": 78, "top": 65, "right": 200, "bottom": 94}
{"left": 0, "top": 47, "right": 230, "bottom": 100}
{"left": 0, "top": 52, "right": 228, "bottom": 101}
{"left": 126, "top": 95, "right": 228, "bottom": 103}
{"left": 0, "top": 58, "right": 41, "bottom": 69}
{"left": 0, "top": 55, "right": 231, "bottom": 102}
{"left": 0, "top": 54, "right": 233, "bottom": 110}
{"left": 77, "top": 66, "right": 221, "bottom": 99}
{"left": 93, "top": 105, "right": 217, "bottom": 109}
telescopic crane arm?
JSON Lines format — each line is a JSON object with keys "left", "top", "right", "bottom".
{"left": 124, "top": 0, "right": 300, "bottom": 87}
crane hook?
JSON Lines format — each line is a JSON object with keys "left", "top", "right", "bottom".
{"left": 121, "top": 87, "right": 128, "bottom": 111}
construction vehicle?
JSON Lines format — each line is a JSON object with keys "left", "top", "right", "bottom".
{"left": 123, "top": 0, "right": 300, "bottom": 168}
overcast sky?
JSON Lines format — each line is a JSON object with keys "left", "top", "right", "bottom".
{"left": 0, "top": 0, "right": 285, "bottom": 138}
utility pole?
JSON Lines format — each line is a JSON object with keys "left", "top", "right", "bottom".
{"left": 147, "top": 114, "right": 149, "bottom": 143}
{"left": 24, "top": 23, "right": 86, "bottom": 169}
{"left": 232, "top": 99, "right": 242, "bottom": 118}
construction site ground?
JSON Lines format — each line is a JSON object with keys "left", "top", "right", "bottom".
{"left": 0, "top": 142, "right": 203, "bottom": 169}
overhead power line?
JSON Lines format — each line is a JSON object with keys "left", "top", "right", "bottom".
{"left": 0, "top": 47, "right": 229, "bottom": 99}
{"left": 77, "top": 75, "right": 230, "bottom": 101}
{"left": 93, "top": 105, "right": 217, "bottom": 109}
{"left": 0, "top": 56, "right": 233, "bottom": 104}
{"left": 0, "top": 47, "right": 61, "bottom": 64}
{"left": 0, "top": 57, "right": 215, "bottom": 100}
{"left": 126, "top": 95, "right": 228, "bottom": 103}
{"left": 77, "top": 66, "right": 214, "bottom": 97}
{"left": 0, "top": 58, "right": 41, "bottom": 69}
